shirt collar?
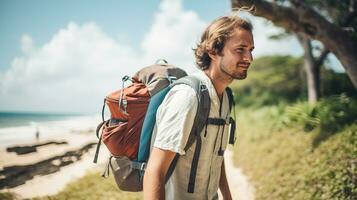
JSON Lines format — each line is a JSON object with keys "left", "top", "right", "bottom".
{"left": 193, "top": 70, "right": 222, "bottom": 109}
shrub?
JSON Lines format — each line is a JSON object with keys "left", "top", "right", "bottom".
{"left": 282, "top": 94, "right": 357, "bottom": 133}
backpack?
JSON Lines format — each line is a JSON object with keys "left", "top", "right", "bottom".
{"left": 93, "top": 59, "right": 237, "bottom": 193}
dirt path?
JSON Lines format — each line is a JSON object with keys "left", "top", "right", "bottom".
{"left": 219, "top": 150, "right": 255, "bottom": 200}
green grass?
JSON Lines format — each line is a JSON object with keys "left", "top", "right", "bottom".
{"left": 233, "top": 106, "right": 357, "bottom": 200}
{"left": 29, "top": 169, "right": 142, "bottom": 200}
{"left": 0, "top": 192, "right": 21, "bottom": 200}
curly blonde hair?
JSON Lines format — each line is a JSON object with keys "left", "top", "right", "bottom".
{"left": 194, "top": 15, "right": 253, "bottom": 70}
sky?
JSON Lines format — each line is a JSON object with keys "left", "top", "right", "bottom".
{"left": 0, "top": 0, "right": 344, "bottom": 114}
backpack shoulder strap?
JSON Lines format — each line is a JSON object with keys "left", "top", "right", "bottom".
{"left": 225, "top": 87, "right": 235, "bottom": 112}
{"left": 225, "top": 87, "right": 237, "bottom": 145}
{"left": 171, "top": 75, "right": 210, "bottom": 151}
{"left": 167, "top": 75, "right": 210, "bottom": 193}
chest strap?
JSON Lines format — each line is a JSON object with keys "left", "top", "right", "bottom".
{"left": 207, "top": 118, "right": 227, "bottom": 126}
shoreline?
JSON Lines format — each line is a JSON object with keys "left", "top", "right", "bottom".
{"left": 0, "top": 132, "right": 109, "bottom": 199}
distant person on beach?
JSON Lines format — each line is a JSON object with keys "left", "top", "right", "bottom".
{"left": 35, "top": 127, "right": 40, "bottom": 142}
{"left": 143, "top": 15, "right": 255, "bottom": 200}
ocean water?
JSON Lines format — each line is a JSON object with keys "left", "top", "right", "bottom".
{"left": 0, "top": 112, "right": 75, "bottom": 128}
{"left": 0, "top": 112, "right": 101, "bottom": 147}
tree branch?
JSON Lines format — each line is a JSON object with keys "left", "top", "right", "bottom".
{"left": 315, "top": 48, "right": 330, "bottom": 68}
{"left": 231, "top": 0, "right": 357, "bottom": 43}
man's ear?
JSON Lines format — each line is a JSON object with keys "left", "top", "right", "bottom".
{"left": 208, "top": 51, "right": 218, "bottom": 61}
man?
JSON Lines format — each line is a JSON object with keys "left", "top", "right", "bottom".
{"left": 143, "top": 15, "right": 254, "bottom": 200}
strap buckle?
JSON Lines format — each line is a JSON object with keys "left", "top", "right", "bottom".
{"left": 140, "top": 163, "right": 146, "bottom": 171}
{"left": 200, "top": 84, "right": 207, "bottom": 91}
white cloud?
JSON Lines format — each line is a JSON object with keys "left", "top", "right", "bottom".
{"left": 0, "top": 22, "right": 138, "bottom": 113}
{"left": 141, "top": 0, "right": 206, "bottom": 73}
{"left": 0, "top": 0, "right": 206, "bottom": 113}
{"left": 21, "top": 34, "right": 34, "bottom": 54}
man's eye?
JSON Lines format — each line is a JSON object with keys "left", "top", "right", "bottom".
{"left": 236, "top": 48, "right": 243, "bottom": 52}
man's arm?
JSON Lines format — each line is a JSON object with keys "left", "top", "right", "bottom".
{"left": 143, "top": 147, "right": 176, "bottom": 200}
{"left": 219, "top": 158, "right": 232, "bottom": 200}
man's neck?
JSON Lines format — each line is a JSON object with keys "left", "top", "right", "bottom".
{"left": 203, "top": 68, "right": 231, "bottom": 100}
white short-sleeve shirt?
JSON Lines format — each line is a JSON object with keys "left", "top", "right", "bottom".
{"left": 152, "top": 70, "right": 231, "bottom": 200}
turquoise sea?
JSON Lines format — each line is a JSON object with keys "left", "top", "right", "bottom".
{"left": 0, "top": 111, "right": 99, "bottom": 147}
{"left": 0, "top": 111, "right": 76, "bottom": 128}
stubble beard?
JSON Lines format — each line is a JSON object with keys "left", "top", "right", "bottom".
{"left": 219, "top": 62, "right": 247, "bottom": 80}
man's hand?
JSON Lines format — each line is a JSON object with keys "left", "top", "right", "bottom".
{"left": 219, "top": 158, "right": 232, "bottom": 200}
{"left": 143, "top": 147, "right": 176, "bottom": 200}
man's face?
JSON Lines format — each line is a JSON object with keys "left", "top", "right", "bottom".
{"left": 217, "top": 28, "right": 254, "bottom": 80}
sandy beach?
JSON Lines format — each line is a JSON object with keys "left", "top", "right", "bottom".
{"left": 0, "top": 131, "right": 110, "bottom": 199}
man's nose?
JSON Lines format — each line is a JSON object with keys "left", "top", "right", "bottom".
{"left": 243, "top": 51, "right": 253, "bottom": 63}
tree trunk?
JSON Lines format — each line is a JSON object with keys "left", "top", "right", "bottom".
{"left": 231, "top": 0, "right": 357, "bottom": 90}
{"left": 297, "top": 34, "right": 320, "bottom": 104}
